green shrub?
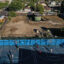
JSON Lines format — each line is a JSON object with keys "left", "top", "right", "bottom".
{"left": 8, "top": 11, "right": 17, "bottom": 17}
{"left": 8, "top": 16, "right": 11, "bottom": 21}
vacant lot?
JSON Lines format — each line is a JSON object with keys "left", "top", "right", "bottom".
{"left": 1, "top": 16, "right": 41, "bottom": 37}
{"left": 1, "top": 16, "right": 64, "bottom": 37}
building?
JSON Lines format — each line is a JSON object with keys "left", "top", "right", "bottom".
{"left": 44, "top": 6, "right": 51, "bottom": 12}
{"left": 24, "top": 7, "right": 31, "bottom": 13}
{"left": 40, "top": 1, "right": 47, "bottom": 7}
{"left": 16, "top": 7, "right": 31, "bottom": 14}
{"left": 48, "top": 1, "right": 56, "bottom": 7}
{"left": 48, "top": 1, "right": 61, "bottom": 7}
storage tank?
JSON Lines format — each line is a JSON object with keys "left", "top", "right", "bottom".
{"left": 34, "top": 12, "right": 42, "bottom": 21}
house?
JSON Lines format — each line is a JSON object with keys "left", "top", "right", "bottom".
{"left": 48, "top": 1, "right": 56, "bottom": 7}
{"left": 16, "top": 7, "right": 31, "bottom": 14}
{"left": 44, "top": 6, "right": 51, "bottom": 12}
{"left": 43, "top": 6, "right": 57, "bottom": 16}
{"left": 43, "top": 6, "right": 51, "bottom": 16}
{"left": 24, "top": 7, "right": 31, "bottom": 13}
{"left": 0, "top": 11, "right": 8, "bottom": 16}
{"left": 40, "top": 1, "right": 47, "bottom": 6}
{"left": 48, "top": 1, "right": 61, "bottom": 7}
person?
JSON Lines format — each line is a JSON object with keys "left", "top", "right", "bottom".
{"left": 14, "top": 40, "right": 19, "bottom": 48}
{"left": 50, "top": 49, "right": 53, "bottom": 53}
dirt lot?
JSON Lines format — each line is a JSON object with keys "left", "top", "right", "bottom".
{"left": 1, "top": 16, "right": 41, "bottom": 37}
{"left": 1, "top": 16, "right": 64, "bottom": 37}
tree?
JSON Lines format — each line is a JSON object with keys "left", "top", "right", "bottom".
{"left": 36, "top": 4, "right": 44, "bottom": 14}
{"left": 29, "top": 2, "right": 36, "bottom": 11}
{"left": 61, "top": 0, "right": 64, "bottom": 13}
{"left": 8, "top": 0, "right": 24, "bottom": 11}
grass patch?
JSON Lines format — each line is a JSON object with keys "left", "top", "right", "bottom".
{"left": 0, "top": 1, "right": 8, "bottom": 9}
{"left": 0, "top": 22, "right": 4, "bottom": 28}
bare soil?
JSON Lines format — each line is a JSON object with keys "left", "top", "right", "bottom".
{"left": 1, "top": 16, "right": 64, "bottom": 37}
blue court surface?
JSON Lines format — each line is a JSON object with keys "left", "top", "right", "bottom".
{"left": 0, "top": 39, "right": 64, "bottom": 64}
{"left": 0, "top": 39, "right": 64, "bottom": 46}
